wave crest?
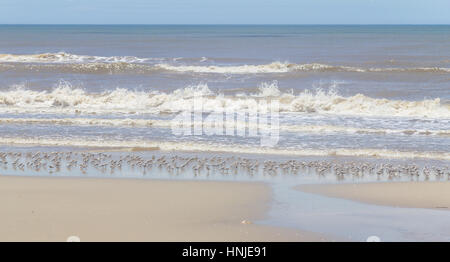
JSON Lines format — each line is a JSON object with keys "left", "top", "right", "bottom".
{"left": 0, "top": 52, "right": 152, "bottom": 63}
{"left": 1, "top": 52, "right": 449, "bottom": 74}
{"left": 0, "top": 82, "right": 448, "bottom": 118}
{"left": 149, "top": 62, "right": 450, "bottom": 74}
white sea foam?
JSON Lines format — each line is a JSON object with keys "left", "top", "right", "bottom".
{"left": 156, "top": 63, "right": 450, "bottom": 74}
{"left": 0, "top": 136, "right": 448, "bottom": 160}
{"left": 0, "top": 82, "right": 449, "bottom": 118}
{"left": 0, "top": 52, "right": 153, "bottom": 63}
{"left": 0, "top": 82, "right": 450, "bottom": 119}
{"left": 1, "top": 52, "right": 449, "bottom": 74}
{"left": 0, "top": 62, "right": 158, "bottom": 74}
{"left": 156, "top": 62, "right": 302, "bottom": 73}
{"left": 0, "top": 117, "right": 448, "bottom": 137}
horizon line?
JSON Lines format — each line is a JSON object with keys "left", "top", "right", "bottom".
{"left": 0, "top": 23, "right": 449, "bottom": 26}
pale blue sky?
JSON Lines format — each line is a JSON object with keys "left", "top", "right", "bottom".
{"left": 0, "top": 0, "right": 449, "bottom": 24}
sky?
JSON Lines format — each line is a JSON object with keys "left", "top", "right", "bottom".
{"left": 0, "top": 0, "right": 449, "bottom": 24}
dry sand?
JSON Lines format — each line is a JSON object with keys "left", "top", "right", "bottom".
{"left": 297, "top": 182, "right": 450, "bottom": 210}
{"left": 0, "top": 176, "right": 325, "bottom": 242}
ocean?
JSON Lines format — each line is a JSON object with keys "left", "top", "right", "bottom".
{"left": 1, "top": 25, "right": 450, "bottom": 242}
{"left": 0, "top": 25, "right": 449, "bottom": 160}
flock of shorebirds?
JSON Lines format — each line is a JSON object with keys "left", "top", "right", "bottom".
{"left": 0, "top": 151, "right": 449, "bottom": 181}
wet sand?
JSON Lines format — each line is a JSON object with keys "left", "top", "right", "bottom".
{"left": 297, "top": 182, "right": 450, "bottom": 210}
{"left": 0, "top": 176, "right": 325, "bottom": 241}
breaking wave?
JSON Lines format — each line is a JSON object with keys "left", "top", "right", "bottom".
{"left": 1, "top": 52, "right": 449, "bottom": 74}
{"left": 155, "top": 62, "right": 450, "bottom": 74}
{"left": 0, "top": 52, "right": 152, "bottom": 63}
{"left": 0, "top": 82, "right": 448, "bottom": 118}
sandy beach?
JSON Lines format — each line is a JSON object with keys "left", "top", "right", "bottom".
{"left": 297, "top": 182, "right": 450, "bottom": 210}
{"left": 0, "top": 176, "right": 326, "bottom": 242}
{"left": 0, "top": 24, "right": 449, "bottom": 243}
